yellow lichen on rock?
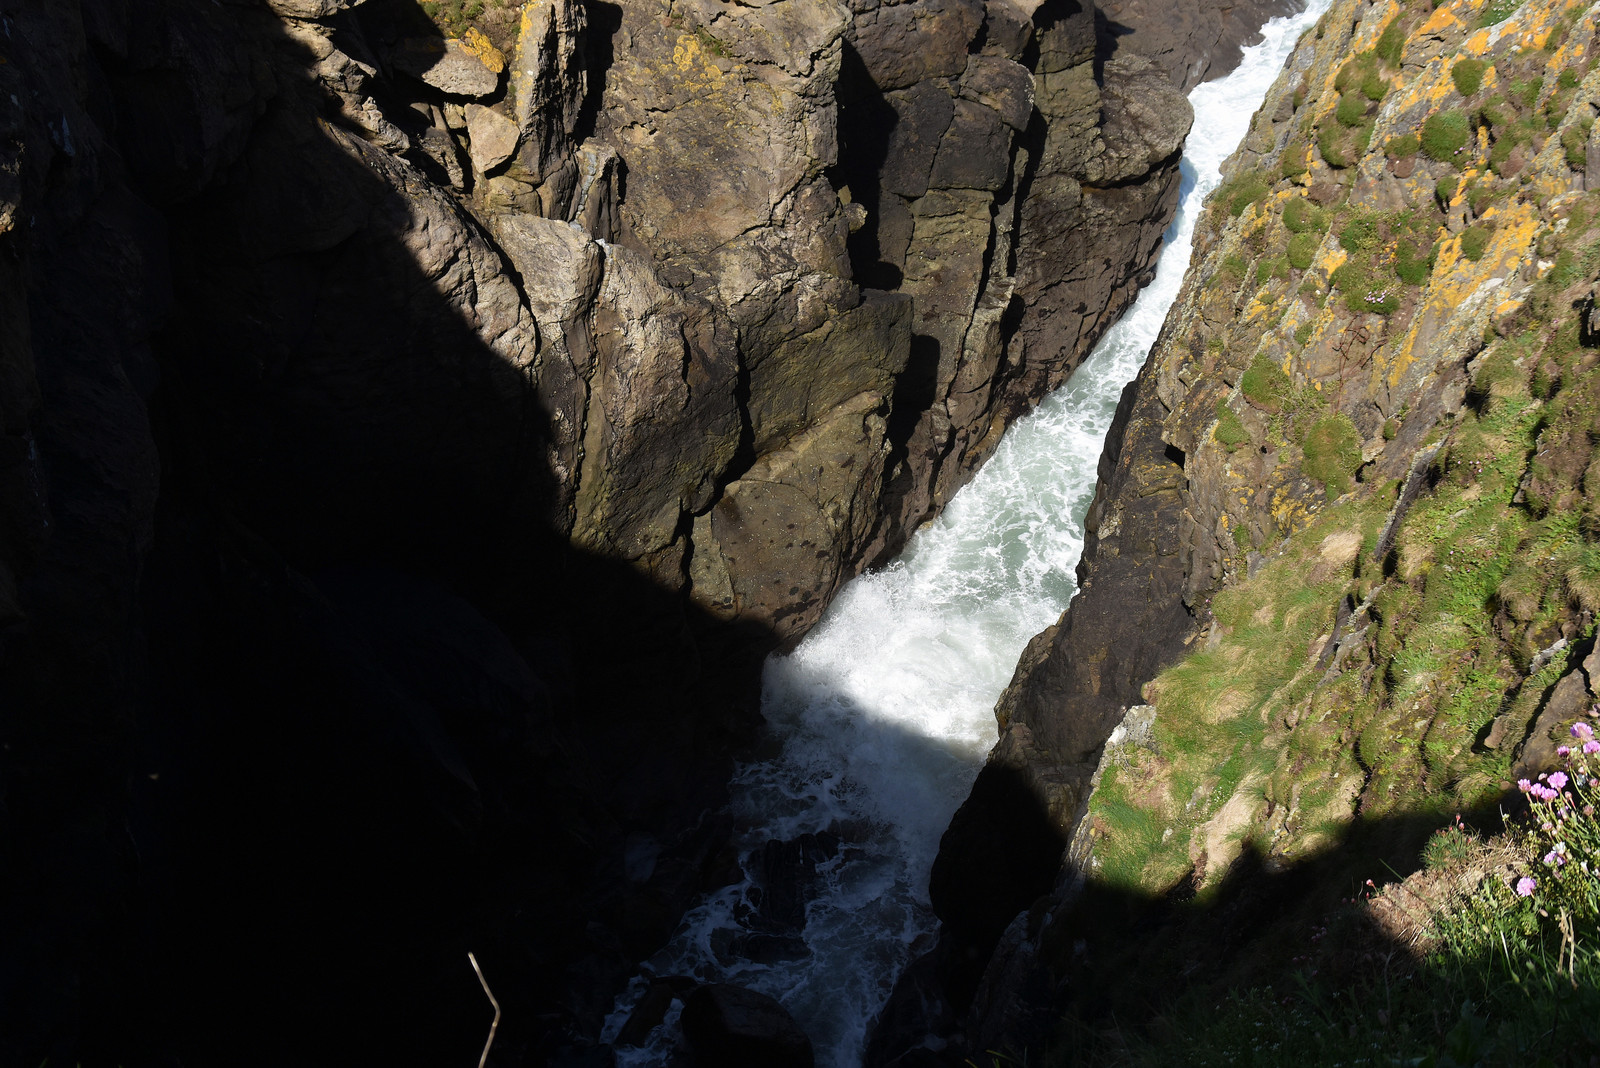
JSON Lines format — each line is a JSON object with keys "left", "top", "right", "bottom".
{"left": 459, "top": 26, "right": 505, "bottom": 73}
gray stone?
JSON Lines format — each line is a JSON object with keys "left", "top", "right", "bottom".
{"left": 930, "top": 99, "right": 1011, "bottom": 191}
{"left": 960, "top": 55, "right": 1035, "bottom": 132}
{"left": 465, "top": 104, "right": 520, "bottom": 174}
{"left": 881, "top": 82, "right": 956, "bottom": 199}
{"left": 391, "top": 36, "right": 504, "bottom": 98}
{"left": 681, "top": 984, "right": 815, "bottom": 1068}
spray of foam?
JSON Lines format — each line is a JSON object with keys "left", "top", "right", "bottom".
{"left": 604, "top": 4, "right": 1330, "bottom": 1063}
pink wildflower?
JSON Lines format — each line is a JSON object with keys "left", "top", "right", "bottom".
{"left": 1585, "top": 741, "right": 1600, "bottom": 754}
{"left": 1559, "top": 746, "right": 1572, "bottom": 757}
{"left": 1516, "top": 876, "right": 1537, "bottom": 896}
{"left": 1550, "top": 771, "right": 1570, "bottom": 790}
{"left": 1572, "top": 722, "right": 1595, "bottom": 740}
{"left": 1518, "top": 778, "right": 1533, "bottom": 792}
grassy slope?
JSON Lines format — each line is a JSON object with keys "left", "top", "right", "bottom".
{"left": 1041, "top": 0, "right": 1600, "bottom": 1063}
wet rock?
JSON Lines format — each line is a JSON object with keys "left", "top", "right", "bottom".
{"left": 863, "top": 943, "right": 957, "bottom": 1068}
{"left": 680, "top": 984, "right": 815, "bottom": 1068}
{"left": 752, "top": 830, "right": 841, "bottom": 931}
{"left": 1096, "top": 0, "right": 1300, "bottom": 91}
{"left": 615, "top": 979, "right": 680, "bottom": 1047}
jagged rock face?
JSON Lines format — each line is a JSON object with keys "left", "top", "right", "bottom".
{"left": 933, "top": 0, "right": 1600, "bottom": 1047}
{"left": 1098, "top": 0, "right": 1301, "bottom": 91}
{"left": 0, "top": 0, "right": 1265, "bottom": 1062}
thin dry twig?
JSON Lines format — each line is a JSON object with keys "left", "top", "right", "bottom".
{"left": 469, "top": 951, "right": 501, "bottom": 1068}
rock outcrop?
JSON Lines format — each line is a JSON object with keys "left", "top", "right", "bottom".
{"left": 933, "top": 0, "right": 1600, "bottom": 1053}
{"left": 0, "top": 0, "right": 1262, "bottom": 1063}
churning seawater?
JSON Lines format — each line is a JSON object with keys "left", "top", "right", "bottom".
{"left": 604, "top": 5, "right": 1329, "bottom": 1062}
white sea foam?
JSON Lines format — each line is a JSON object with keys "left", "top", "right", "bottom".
{"left": 604, "top": 4, "right": 1330, "bottom": 1063}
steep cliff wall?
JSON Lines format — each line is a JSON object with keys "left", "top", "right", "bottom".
{"left": 934, "top": 0, "right": 1600, "bottom": 1058}
{"left": 0, "top": 0, "right": 1288, "bottom": 1062}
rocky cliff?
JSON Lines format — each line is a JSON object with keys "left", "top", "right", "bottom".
{"left": 0, "top": 0, "right": 1289, "bottom": 1062}
{"left": 933, "top": 0, "right": 1600, "bottom": 1059}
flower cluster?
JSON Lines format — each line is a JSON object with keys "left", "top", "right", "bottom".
{"left": 1510, "top": 724, "right": 1600, "bottom": 905}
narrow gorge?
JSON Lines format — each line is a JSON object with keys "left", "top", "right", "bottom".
{"left": 4, "top": 0, "right": 1596, "bottom": 1064}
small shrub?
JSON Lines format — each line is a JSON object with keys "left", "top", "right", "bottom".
{"left": 1361, "top": 71, "right": 1389, "bottom": 102}
{"left": 1302, "top": 413, "right": 1362, "bottom": 497}
{"left": 1336, "top": 93, "right": 1369, "bottom": 128}
{"left": 1452, "top": 59, "right": 1488, "bottom": 98}
{"left": 1215, "top": 402, "right": 1250, "bottom": 452}
{"left": 1376, "top": 19, "right": 1406, "bottom": 66}
{"left": 1288, "top": 232, "right": 1320, "bottom": 270}
{"left": 1489, "top": 134, "right": 1518, "bottom": 174}
{"left": 1388, "top": 132, "right": 1420, "bottom": 158}
{"left": 1460, "top": 225, "right": 1491, "bottom": 262}
{"left": 1295, "top": 322, "right": 1314, "bottom": 347}
{"left": 1318, "top": 124, "right": 1351, "bottom": 168}
{"left": 1334, "top": 58, "right": 1358, "bottom": 93}
{"left": 1476, "top": 0, "right": 1524, "bottom": 28}
{"left": 1436, "top": 174, "right": 1459, "bottom": 208}
{"left": 1512, "top": 76, "right": 1543, "bottom": 109}
{"left": 1396, "top": 239, "right": 1435, "bottom": 285}
{"left": 1242, "top": 354, "right": 1292, "bottom": 411}
{"left": 1354, "top": 121, "right": 1376, "bottom": 156}
{"left": 1282, "top": 198, "right": 1326, "bottom": 234}
{"left": 1421, "top": 110, "right": 1473, "bottom": 165}
{"left": 1222, "top": 171, "right": 1272, "bottom": 217}
{"left": 1383, "top": 417, "right": 1400, "bottom": 440}
{"left": 1254, "top": 256, "right": 1290, "bottom": 286}
{"left": 1563, "top": 119, "right": 1593, "bottom": 168}
{"left": 1339, "top": 212, "right": 1381, "bottom": 252}
{"left": 1281, "top": 139, "right": 1309, "bottom": 178}
{"left": 1422, "top": 815, "right": 1475, "bottom": 869}
{"left": 1333, "top": 262, "right": 1400, "bottom": 315}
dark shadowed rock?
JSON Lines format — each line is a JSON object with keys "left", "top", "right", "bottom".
{"left": 681, "top": 984, "right": 816, "bottom": 1068}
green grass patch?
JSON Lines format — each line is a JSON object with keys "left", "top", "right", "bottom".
{"left": 1220, "top": 170, "right": 1273, "bottom": 218}
{"left": 1563, "top": 118, "right": 1593, "bottom": 169}
{"left": 1302, "top": 414, "right": 1362, "bottom": 499}
{"left": 1396, "top": 238, "right": 1436, "bottom": 285}
{"left": 1375, "top": 17, "right": 1406, "bottom": 67}
{"left": 1451, "top": 58, "right": 1488, "bottom": 98}
{"left": 1332, "top": 262, "right": 1400, "bottom": 315}
{"left": 1282, "top": 198, "right": 1326, "bottom": 234}
{"left": 1387, "top": 131, "right": 1420, "bottom": 158}
{"left": 1476, "top": 0, "right": 1524, "bottom": 27}
{"left": 1216, "top": 402, "right": 1251, "bottom": 452}
{"left": 1317, "top": 124, "right": 1352, "bottom": 169}
{"left": 1242, "top": 355, "right": 1292, "bottom": 412}
{"left": 1281, "top": 138, "right": 1309, "bottom": 178}
{"left": 1511, "top": 75, "right": 1543, "bottom": 110}
{"left": 1421, "top": 110, "right": 1473, "bottom": 166}
{"left": 1338, "top": 212, "right": 1382, "bottom": 253}
{"left": 1435, "top": 174, "right": 1458, "bottom": 209}
{"left": 1460, "top": 225, "right": 1491, "bottom": 262}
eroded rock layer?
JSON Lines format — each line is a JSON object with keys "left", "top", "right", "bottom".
{"left": 934, "top": 0, "right": 1600, "bottom": 1058}
{"left": 0, "top": 0, "right": 1284, "bottom": 1061}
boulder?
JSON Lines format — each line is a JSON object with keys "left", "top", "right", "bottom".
{"left": 465, "top": 104, "right": 520, "bottom": 174}
{"left": 391, "top": 33, "right": 504, "bottom": 98}
{"left": 680, "top": 984, "right": 815, "bottom": 1068}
